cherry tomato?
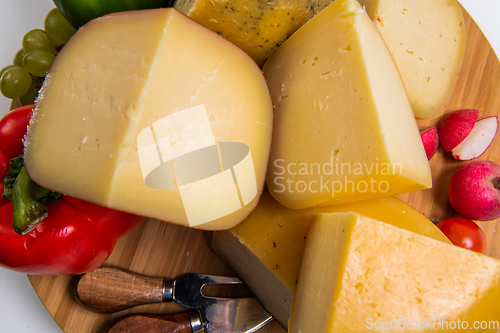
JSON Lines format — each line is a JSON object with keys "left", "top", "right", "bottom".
{"left": 436, "top": 217, "right": 487, "bottom": 254}
{"left": 0, "top": 105, "right": 34, "bottom": 158}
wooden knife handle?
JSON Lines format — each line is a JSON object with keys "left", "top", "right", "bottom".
{"left": 108, "top": 312, "right": 194, "bottom": 333}
{"left": 76, "top": 267, "right": 165, "bottom": 312}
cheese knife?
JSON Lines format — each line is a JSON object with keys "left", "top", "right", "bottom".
{"left": 106, "top": 298, "right": 272, "bottom": 333}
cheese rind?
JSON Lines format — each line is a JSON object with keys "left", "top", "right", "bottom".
{"left": 359, "top": 0, "right": 466, "bottom": 119}
{"left": 173, "top": 0, "right": 335, "bottom": 66}
{"left": 24, "top": 9, "right": 273, "bottom": 230}
{"left": 290, "top": 212, "right": 500, "bottom": 332}
{"left": 212, "top": 191, "right": 449, "bottom": 328}
{"left": 263, "top": 0, "right": 431, "bottom": 209}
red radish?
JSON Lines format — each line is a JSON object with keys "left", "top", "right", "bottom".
{"left": 451, "top": 116, "right": 498, "bottom": 160}
{"left": 438, "top": 109, "right": 479, "bottom": 152}
{"left": 420, "top": 127, "right": 439, "bottom": 160}
{"left": 436, "top": 217, "right": 487, "bottom": 254}
{"left": 438, "top": 109, "right": 498, "bottom": 160}
{"left": 448, "top": 160, "right": 500, "bottom": 221}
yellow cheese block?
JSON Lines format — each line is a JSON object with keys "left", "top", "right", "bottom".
{"left": 358, "top": 0, "right": 466, "bottom": 119}
{"left": 173, "top": 0, "right": 334, "bottom": 66}
{"left": 212, "top": 191, "right": 449, "bottom": 327}
{"left": 262, "top": 0, "right": 431, "bottom": 209}
{"left": 290, "top": 212, "right": 500, "bottom": 333}
{"left": 24, "top": 9, "right": 273, "bottom": 230}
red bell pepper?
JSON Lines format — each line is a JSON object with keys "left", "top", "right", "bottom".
{"left": 0, "top": 105, "right": 143, "bottom": 275}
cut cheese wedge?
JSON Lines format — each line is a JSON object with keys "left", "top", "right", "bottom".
{"left": 24, "top": 8, "right": 273, "bottom": 230}
{"left": 212, "top": 191, "right": 449, "bottom": 328}
{"left": 263, "top": 0, "right": 431, "bottom": 209}
{"left": 359, "top": 0, "right": 466, "bottom": 119}
{"left": 290, "top": 212, "right": 500, "bottom": 333}
{"left": 174, "top": 0, "right": 334, "bottom": 66}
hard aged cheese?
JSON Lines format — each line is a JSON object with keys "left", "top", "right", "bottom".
{"left": 358, "top": 0, "right": 466, "bottom": 119}
{"left": 173, "top": 0, "right": 334, "bottom": 66}
{"left": 24, "top": 9, "right": 273, "bottom": 230}
{"left": 211, "top": 191, "right": 449, "bottom": 328}
{"left": 290, "top": 213, "right": 500, "bottom": 333}
{"left": 263, "top": 0, "right": 431, "bottom": 210}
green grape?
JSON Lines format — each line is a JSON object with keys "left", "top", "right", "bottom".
{"left": 22, "top": 29, "right": 51, "bottom": 53}
{"left": 48, "top": 41, "right": 60, "bottom": 56}
{"left": 22, "top": 50, "right": 55, "bottom": 77}
{"left": 0, "top": 65, "right": 21, "bottom": 79}
{"left": 0, "top": 67, "right": 32, "bottom": 99}
{"left": 19, "top": 87, "right": 39, "bottom": 106}
{"left": 13, "top": 48, "right": 26, "bottom": 67}
{"left": 19, "top": 90, "right": 38, "bottom": 106}
{"left": 19, "top": 75, "right": 44, "bottom": 106}
{"left": 45, "top": 8, "right": 76, "bottom": 48}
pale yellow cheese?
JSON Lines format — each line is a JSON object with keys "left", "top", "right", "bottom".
{"left": 358, "top": 0, "right": 466, "bottom": 119}
{"left": 212, "top": 191, "right": 449, "bottom": 327}
{"left": 263, "top": 0, "right": 431, "bottom": 209}
{"left": 290, "top": 212, "right": 500, "bottom": 333}
{"left": 173, "top": 0, "right": 335, "bottom": 66}
{"left": 24, "top": 9, "right": 273, "bottom": 230}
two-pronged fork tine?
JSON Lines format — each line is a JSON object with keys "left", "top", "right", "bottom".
{"left": 164, "top": 273, "right": 243, "bottom": 308}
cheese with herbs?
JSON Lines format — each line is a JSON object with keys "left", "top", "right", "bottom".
{"left": 173, "top": 0, "right": 334, "bottom": 66}
{"left": 290, "top": 212, "right": 500, "bottom": 333}
{"left": 263, "top": 0, "right": 431, "bottom": 209}
{"left": 24, "top": 8, "right": 273, "bottom": 230}
{"left": 358, "top": 0, "right": 466, "bottom": 119}
{"left": 212, "top": 192, "right": 449, "bottom": 327}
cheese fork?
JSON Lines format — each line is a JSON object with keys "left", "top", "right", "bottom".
{"left": 76, "top": 266, "right": 252, "bottom": 312}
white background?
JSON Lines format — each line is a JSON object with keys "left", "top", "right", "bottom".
{"left": 0, "top": 1, "right": 499, "bottom": 332}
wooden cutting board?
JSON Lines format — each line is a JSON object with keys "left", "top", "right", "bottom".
{"left": 27, "top": 5, "right": 500, "bottom": 333}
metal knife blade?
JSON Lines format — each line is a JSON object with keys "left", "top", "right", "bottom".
{"left": 200, "top": 298, "right": 272, "bottom": 333}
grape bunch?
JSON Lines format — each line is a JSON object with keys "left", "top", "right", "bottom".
{"left": 0, "top": 8, "right": 76, "bottom": 106}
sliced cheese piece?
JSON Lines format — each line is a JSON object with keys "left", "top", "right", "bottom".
{"left": 211, "top": 191, "right": 449, "bottom": 328}
{"left": 24, "top": 8, "right": 273, "bottom": 230}
{"left": 262, "top": 0, "right": 431, "bottom": 209}
{"left": 290, "top": 212, "right": 500, "bottom": 333}
{"left": 173, "top": 0, "right": 334, "bottom": 66}
{"left": 358, "top": 0, "right": 466, "bottom": 119}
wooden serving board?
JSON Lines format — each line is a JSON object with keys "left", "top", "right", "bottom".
{"left": 27, "top": 5, "right": 500, "bottom": 333}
